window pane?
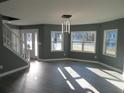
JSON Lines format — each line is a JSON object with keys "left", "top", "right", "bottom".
{"left": 52, "top": 42, "right": 62, "bottom": 51}
{"left": 103, "top": 30, "right": 117, "bottom": 56}
{"left": 72, "top": 42, "right": 82, "bottom": 51}
{"left": 72, "top": 32, "right": 83, "bottom": 41}
{"left": 51, "top": 32, "right": 62, "bottom": 41}
{"left": 27, "top": 33, "right": 32, "bottom": 50}
{"left": 71, "top": 32, "right": 82, "bottom": 51}
{"left": 83, "top": 32, "right": 96, "bottom": 52}
{"left": 51, "top": 31, "right": 63, "bottom": 51}
{"left": 84, "top": 43, "right": 95, "bottom": 52}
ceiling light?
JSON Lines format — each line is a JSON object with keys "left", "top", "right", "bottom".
{"left": 62, "top": 15, "right": 72, "bottom": 34}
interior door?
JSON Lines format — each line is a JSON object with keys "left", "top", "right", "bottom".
{"left": 21, "top": 29, "right": 39, "bottom": 59}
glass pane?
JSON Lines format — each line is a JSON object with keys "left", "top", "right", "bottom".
{"left": 51, "top": 32, "right": 63, "bottom": 51}
{"left": 52, "top": 32, "right": 62, "bottom": 41}
{"left": 52, "top": 42, "right": 62, "bottom": 51}
{"left": 27, "top": 33, "right": 32, "bottom": 50}
{"left": 84, "top": 43, "right": 95, "bottom": 52}
{"left": 83, "top": 32, "right": 96, "bottom": 52}
{"left": 72, "top": 32, "right": 82, "bottom": 42}
{"left": 83, "top": 32, "right": 95, "bottom": 42}
{"left": 72, "top": 42, "right": 82, "bottom": 51}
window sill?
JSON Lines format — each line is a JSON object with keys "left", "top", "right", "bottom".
{"left": 103, "top": 53, "right": 117, "bottom": 58}
{"left": 51, "top": 50, "right": 64, "bottom": 52}
{"left": 70, "top": 50, "right": 96, "bottom": 54}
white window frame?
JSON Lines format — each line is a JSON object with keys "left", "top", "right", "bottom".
{"left": 103, "top": 29, "right": 118, "bottom": 57}
{"left": 71, "top": 31, "right": 83, "bottom": 52}
{"left": 51, "top": 31, "right": 64, "bottom": 52}
{"left": 71, "top": 31, "right": 96, "bottom": 53}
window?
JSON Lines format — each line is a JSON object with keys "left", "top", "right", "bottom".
{"left": 51, "top": 31, "right": 63, "bottom": 51}
{"left": 71, "top": 31, "right": 96, "bottom": 53}
{"left": 103, "top": 29, "right": 118, "bottom": 57}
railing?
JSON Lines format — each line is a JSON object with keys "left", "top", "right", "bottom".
{"left": 2, "top": 22, "right": 30, "bottom": 62}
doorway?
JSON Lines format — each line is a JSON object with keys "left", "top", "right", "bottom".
{"left": 21, "top": 29, "right": 39, "bottom": 59}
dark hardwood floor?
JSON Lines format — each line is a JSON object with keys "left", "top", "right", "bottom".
{"left": 0, "top": 60, "right": 123, "bottom": 93}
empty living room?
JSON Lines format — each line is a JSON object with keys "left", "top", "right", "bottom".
{"left": 0, "top": 0, "right": 124, "bottom": 93}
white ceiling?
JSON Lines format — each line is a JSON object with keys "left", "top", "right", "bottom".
{"left": 0, "top": 0, "right": 124, "bottom": 25}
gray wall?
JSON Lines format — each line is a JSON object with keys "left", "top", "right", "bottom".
{"left": 0, "top": 16, "right": 28, "bottom": 74}
{"left": 19, "top": 19, "right": 124, "bottom": 72}
{"left": 98, "top": 19, "right": 124, "bottom": 71}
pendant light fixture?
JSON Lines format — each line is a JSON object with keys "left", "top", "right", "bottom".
{"left": 62, "top": 15, "right": 72, "bottom": 34}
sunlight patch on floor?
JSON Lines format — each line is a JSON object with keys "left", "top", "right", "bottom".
{"left": 26, "top": 61, "right": 43, "bottom": 82}
{"left": 87, "top": 67, "right": 124, "bottom": 90}
{"left": 64, "top": 67, "right": 80, "bottom": 78}
{"left": 58, "top": 67, "right": 75, "bottom": 90}
{"left": 58, "top": 67, "right": 67, "bottom": 79}
{"left": 28, "top": 62, "right": 41, "bottom": 75}
{"left": 76, "top": 78, "right": 100, "bottom": 93}
{"left": 105, "top": 79, "right": 123, "bottom": 90}
{"left": 66, "top": 80, "right": 75, "bottom": 90}
{"left": 102, "top": 69, "right": 123, "bottom": 80}
{"left": 86, "top": 67, "right": 118, "bottom": 80}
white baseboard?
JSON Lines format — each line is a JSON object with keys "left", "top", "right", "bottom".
{"left": 66, "top": 58, "right": 99, "bottom": 63}
{"left": 39, "top": 58, "right": 122, "bottom": 73}
{"left": 0, "top": 65, "right": 29, "bottom": 78}
{"left": 97, "top": 62, "right": 122, "bottom": 73}
{"left": 39, "top": 58, "right": 98, "bottom": 63}
{"left": 68, "top": 58, "right": 122, "bottom": 73}
{"left": 38, "top": 58, "right": 67, "bottom": 62}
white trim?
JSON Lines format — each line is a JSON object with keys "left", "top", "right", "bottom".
{"left": 51, "top": 50, "right": 64, "bottom": 52}
{"left": 69, "top": 58, "right": 122, "bottom": 73}
{"left": 20, "top": 29, "right": 39, "bottom": 59}
{"left": 102, "top": 53, "right": 116, "bottom": 58}
{"left": 35, "top": 30, "right": 39, "bottom": 58}
{"left": 39, "top": 58, "right": 98, "bottom": 63}
{"left": 39, "top": 58, "right": 122, "bottom": 73}
{"left": 66, "top": 58, "right": 98, "bottom": 63}
{"left": 70, "top": 50, "right": 96, "bottom": 54}
{"left": 103, "top": 29, "right": 118, "bottom": 58}
{"left": 38, "top": 58, "right": 67, "bottom": 62}
{"left": 0, "top": 65, "right": 29, "bottom": 78}
{"left": 97, "top": 62, "right": 122, "bottom": 73}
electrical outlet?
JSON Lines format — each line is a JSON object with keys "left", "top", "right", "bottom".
{"left": 0, "top": 65, "right": 3, "bottom": 70}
